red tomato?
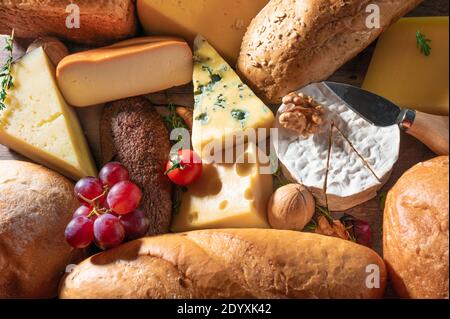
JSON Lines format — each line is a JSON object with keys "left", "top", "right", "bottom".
{"left": 165, "top": 149, "right": 203, "bottom": 186}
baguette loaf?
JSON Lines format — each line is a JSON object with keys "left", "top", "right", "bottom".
{"left": 237, "top": 0, "right": 422, "bottom": 104}
{"left": 384, "top": 156, "right": 449, "bottom": 299}
{"left": 59, "top": 229, "right": 387, "bottom": 299}
{"left": 0, "top": 0, "right": 137, "bottom": 45}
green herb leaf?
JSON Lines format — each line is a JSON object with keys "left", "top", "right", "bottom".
{"left": 379, "top": 191, "right": 387, "bottom": 211}
{"left": 303, "top": 219, "right": 317, "bottom": 231}
{"left": 315, "top": 205, "right": 334, "bottom": 224}
{"left": 0, "top": 30, "right": 14, "bottom": 111}
{"left": 416, "top": 30, "right": 432, "bottom": 56}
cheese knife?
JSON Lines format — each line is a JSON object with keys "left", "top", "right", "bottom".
{"left": 324, "top": 81, "right": 449, "bottom": 156}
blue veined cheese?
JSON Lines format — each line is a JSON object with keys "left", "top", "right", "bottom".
{"left": 192, "top": 35, "right": 274, "bottom": 156}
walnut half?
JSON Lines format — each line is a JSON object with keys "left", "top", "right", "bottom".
{"left": 279, "top": 92, "right": 324, "bottom": 137}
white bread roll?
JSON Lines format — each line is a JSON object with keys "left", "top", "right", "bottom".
{"left": 0, "top": 160, "right": 83, "bottom": 298}
{"left": 60, "top": 229, "right": 386, "bottom": 299}
{"left": 384, "top": 156, "right": 449, "bottom": 299}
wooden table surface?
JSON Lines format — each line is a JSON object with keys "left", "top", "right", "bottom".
{"left": 0, "top": 0, "right": 448, "bottom": 298}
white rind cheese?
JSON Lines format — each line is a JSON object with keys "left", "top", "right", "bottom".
{"left": 274, "top": 82, "right": 400, "bottom": 211}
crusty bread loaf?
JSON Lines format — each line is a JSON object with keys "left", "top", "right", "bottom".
{"left": 59, "top": 229, "right": 387, "bottom": 299}
{"left": 100, "top": 96, "right": 172, "bottom": 235}
{"left": 0, "top": 0, "right": 137, "bottom": 45}
{"left": 237, "top": 0, "right": 422, "bottom": 104}
{"left": 0, "top": 160, "right": 83, "bottom": 298}
{"left": 384, "top": 156, "right": 449, "bottom": 299}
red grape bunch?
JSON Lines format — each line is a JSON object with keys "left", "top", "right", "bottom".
{"left": 65, "top": 162, "right": 150, "bottom": 250}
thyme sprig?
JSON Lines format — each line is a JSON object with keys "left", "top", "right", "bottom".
{"left": 416, "top": 30, "right": 432, "bottom": 56}
{"left": 0, "top": 30, "right": 14, "bottom": 111}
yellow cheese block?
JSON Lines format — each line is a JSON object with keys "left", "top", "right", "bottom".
{"left": 0, "top": 47, "right": 97, "bottom": 180}
{"left": 363, "top": 17, "right": 449, "bottom": 116}
{"left": 192, "top": 35, "right": 274, "bottom": 156}
{"left": 56, "top": 37, "right": 193, "bottom": 107}
{"left": 137, "top": 0, "right": 269, "bottom": 64}
{"left": 171, "top": 143, "right": 273, "bottom": 232}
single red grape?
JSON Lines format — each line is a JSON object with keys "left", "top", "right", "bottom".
{"left": 120, "top": 209, "right": 150, "bottom": 240}
{"left": 94, "top": 214, "right": 125, "bottom": 250}
{"left": 99, "top": 162, "right": 130, "bottom": 188}
{"left": 107, "top": 181, "right": 142, "bottom": 215}
{"left": 74, "top": 177, "right": 105, "bottom": 205}
{"left": 73, "top": 205, "right": 91, "bottom": 218}
{"left": 65, "top": 216, "right": 94, "bottom": 248}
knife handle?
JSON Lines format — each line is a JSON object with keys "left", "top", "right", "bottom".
{"left": 400, "top": 109, "right": 449, "bottom": 155}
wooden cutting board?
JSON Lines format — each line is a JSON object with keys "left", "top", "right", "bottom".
{"left": 0, "top": 0, "right": 446, "bottom": 298}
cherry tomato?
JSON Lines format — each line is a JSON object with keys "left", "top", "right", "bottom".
{"left": 165, "top": 149, "right": 202, "bottom": 186}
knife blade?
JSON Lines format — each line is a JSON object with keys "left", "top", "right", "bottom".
{"left": 322, "top": 81, "right": 449, "bottom": 156}
{"left": 324, "top": 81, "right": 402, "bottom": 127}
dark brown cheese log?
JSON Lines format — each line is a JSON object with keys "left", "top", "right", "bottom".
{"left": 100, "top": 96, "right": 172, "bottom": 235}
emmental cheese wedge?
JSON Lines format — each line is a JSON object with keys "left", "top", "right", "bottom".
{"left": 56, "top": 37, "right": 193, "bottom": 107}
{"left": 0, "top": 48, "right": 96, "bottom": 180}
{"left": 192, "top": 36, "right": 274, "bottom": 157}
{"left": 363, "top": 17, "right": 449, "bottom": 116}
{"left": 137, "top": 0, "right": 269, "bottom": 64}
{"left": 171, "top": 143, "right": 273, "bottom": 232}
{"left": 274, "top": 83, "right": 400, "bottom": 211}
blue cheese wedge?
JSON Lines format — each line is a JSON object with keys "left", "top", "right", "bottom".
{"left": 192, "top": 35, "right": 274, "bottom": 156}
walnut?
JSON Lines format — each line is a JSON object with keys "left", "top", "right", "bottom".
{"left": 279, "top": 92, "right": 324, "bottom": 137}
{"left": 315, "top": 216, "right": 349, "bottom": 240}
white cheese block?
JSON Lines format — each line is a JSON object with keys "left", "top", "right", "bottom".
{"left": 274, "top": 82, "right": 400, "bottom": 211}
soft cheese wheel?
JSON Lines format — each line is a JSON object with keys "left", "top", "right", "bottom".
{"left": 274, "top": 82, "right": 400, "bottom": 211}
{"left": 56, "top": 37, "right": 193, "bottom": 107}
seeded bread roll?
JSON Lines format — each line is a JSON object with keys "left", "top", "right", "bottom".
{"left": 100, "top": 96, "right": 172, "bottom": 235}
{"left": 384, "top": 156, "right": 449, "bottom": 299}
{"left": 59, "top": 229, "right": 387, "bottom": 299}
{"left": 0, "top": 160, "right": 83, "bottom": 298}
{"left": 0, "top": 0, "right": 137, "bottom": 45}
{"left": 237, "top": 0, "right": 422, "bottom": 104}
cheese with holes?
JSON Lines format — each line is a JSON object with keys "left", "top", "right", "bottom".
{"left": 363, "top": 17, "right": 449, "bottom": 116}
{"left": 274, "top": 82, "right": 400, "bottom": 211}
{"left": 56, "top": 37, "right": 193, "bottom": 107}
{"left": 192, "top": 36, "right": 274, "bottom": 156}
{"left": 137, "top": 0, "right": 269, "bottom": 64}
{"left": 0, "top": 47, "right": 96, "bottom": 180}
{"left": 171, "top": 143, "right": 272, "bottom": 232}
